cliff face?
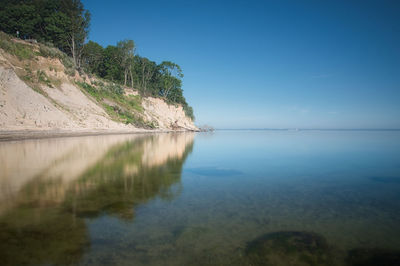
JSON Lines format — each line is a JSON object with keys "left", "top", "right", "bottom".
{"left": 143, "top": 97, "right": 198, "bottom": 131}
{"left": 0, "top": 37, "right": 197, "bottom": 132}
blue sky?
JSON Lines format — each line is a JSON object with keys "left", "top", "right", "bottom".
{"left": 82, "top": 0, "right": 400, "bottom": 129}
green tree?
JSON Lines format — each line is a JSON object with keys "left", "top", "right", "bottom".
{"left": 134, "top": 56, "right": 158, "bottom": 95}
{"left": 60, "top": 0, "right": 90, "bottom": 68}
{"left": 159, "top": 61, "right": 183, "bottom": 99}
{"left": 82, "top": 41, "right": 104, "bottom": 74}
{"left": 0, "top": 0, "right": 89, "bottom": 62}
{"left": 41, "top": 10, "right": 70, "bottom": 48}
{"left": 117, "top": 39, "right": 135, "bottom": 86}
{"left": 101, "top": 45, "right": 123, "bottom": 82}
{"left": 0, "top": 1, "right": 40, "bottom": 39}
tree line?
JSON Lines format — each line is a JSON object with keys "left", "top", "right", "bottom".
{"left": 0, "top": 0, "right": 194, "bottom": 120}
{"left": 0, "top": 0, "right": 89, "bottom": 68}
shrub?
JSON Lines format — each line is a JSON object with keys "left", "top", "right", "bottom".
{"left": 39, "top": 44, "right": 64, "bottom": 59}
{"left": 61, "top": 56, "right": 75, "bottom": 76}
{"left": 64, "top": 67, "right": 76, "bottom": 76}
{"left": 76, "top": 81, "right": 101, "bottom": 100}
{"left": 183, "top": 105, "right": 195, "bottom": 121}
{"left": 102, "top": 83, "right": 123, "bottom": 95}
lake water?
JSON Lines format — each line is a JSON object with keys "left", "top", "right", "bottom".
{"left": 0, "top": 130, "right": 400, "bottom": 265}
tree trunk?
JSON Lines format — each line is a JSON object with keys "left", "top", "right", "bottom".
{"left": 71, "top": 35, "right": 75, "bottom": 66}
{"left": 164, "top": 86, "right": 172, "bottom": 98}
{"left": 141, "top": 63, "right": 146, "bottom": 93}
{"left": 129, "top": 68, "right": 134, "bottom": 88}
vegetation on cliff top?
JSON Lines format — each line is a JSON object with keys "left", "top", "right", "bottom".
{"left": 0, "top": 0, "right": 194, "bottom": 120}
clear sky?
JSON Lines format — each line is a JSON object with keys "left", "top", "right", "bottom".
{"left": 82, "top": 0, "right": 400, "bottom": 129}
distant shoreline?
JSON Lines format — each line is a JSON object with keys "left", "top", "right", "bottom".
{"left": 216, "top": 128, "right": 400, "bottom": 131}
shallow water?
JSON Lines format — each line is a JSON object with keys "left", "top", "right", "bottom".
{"left": 0, "top": 130, "right": 400, "bottom": 265}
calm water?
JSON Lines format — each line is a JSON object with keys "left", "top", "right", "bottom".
{"left": 1, "top": 131, "right": 400, "bottom": 265}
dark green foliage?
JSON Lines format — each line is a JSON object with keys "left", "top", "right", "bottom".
{"left": 0, "top": 0, "right": 90, "bottom": 67}
{"left": 0, "top": 1, "right": 40, "bottom": 39}
{"left": 132, "top": 55, "right": 160, "bottom": 96}
{"left": 81, "top": 40, "right": 104, "bottom": 74}
{"left": 100, "top": 45, "right": 124, "bottom": 81}
{"left": 59, "top": 0, "right": 90, "bottom": 67}
{"left": 117, "top": 39, "right": 135, "bottom": 86}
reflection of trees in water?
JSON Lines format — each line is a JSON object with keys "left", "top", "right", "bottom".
{"left": 64, "top": 134, "right": 194, "bottom": 220}
{"left": 0, "top": 133, "right": 194, "bottom": 265}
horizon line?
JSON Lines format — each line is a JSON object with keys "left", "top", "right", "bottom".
{"left": 215, "top": 128, "right": 400, "bottom": 131}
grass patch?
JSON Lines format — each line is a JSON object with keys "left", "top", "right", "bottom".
{"left": 76, "top": 81, "right": 153, "bottom": 128}
{"left": 20, "top": 66, "right": 48, "bottom": 97}
{"left": 19, "top": 66, "right": 63, "bottom": 98}
{"left": 22, "top": 65, "right": 34, "bottom": 82}
{"left": 0, "top": 32, "right": 75, "bottom": 77}
{"left": 0, "top": 32, "right": 35, "bottom": 60}
{"left": 77, "top": 81, "right": 102, "bottom": 101}
{"left": 37, "top": 70, "right": 53, "bottom": 88}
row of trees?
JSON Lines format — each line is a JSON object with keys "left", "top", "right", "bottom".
{"left": 82, "top": 40, "right": 186, "bottom": 102}
{"left": 0, "top": 0, "right": 194, "bottom": 119}
{"left": 0, "top": 0, "right": 90, "bottom": 68}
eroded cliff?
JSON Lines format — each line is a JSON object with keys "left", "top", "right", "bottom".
{"left": 0, "top": 35, "right": 198, "bottom": 132}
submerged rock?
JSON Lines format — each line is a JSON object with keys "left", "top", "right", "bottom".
{"left": 245, "top": 231, "right": 332, "bottom": 266}
{"left": 346, "top": 248, "right": 400, "bottom": 266}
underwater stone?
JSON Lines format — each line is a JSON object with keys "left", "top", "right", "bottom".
{"left": 245, "top": 231, "right": 332, "bottom": 266}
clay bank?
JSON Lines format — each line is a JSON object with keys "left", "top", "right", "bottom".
{"left": 0, "top": 33, "right": 198, "bottom": 139}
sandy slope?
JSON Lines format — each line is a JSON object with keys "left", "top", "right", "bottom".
{"left": 0, "top": 65, "right": 133, "bottom": 131}
{"left": 0, "top": 41, "right": 198, "bottom": 135}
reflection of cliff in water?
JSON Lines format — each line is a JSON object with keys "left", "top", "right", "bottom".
{"left": 64, "top": 133, "right": 195, "bottom": 220}
{"left": 0, "top": 133, "right": 195, "bottom": 265}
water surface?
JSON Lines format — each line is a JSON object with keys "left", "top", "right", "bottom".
{"left": 1, "top": 131, "right": 400, "bottom": 265}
